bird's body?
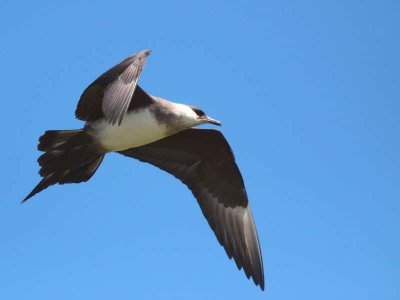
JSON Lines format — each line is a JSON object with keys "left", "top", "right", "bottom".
{"left": 89, "top": 99, "right": 197, "bottom": 151}
{"left": 24, "top": 50, "right": 265, "bottom": 290}
{"left": 90, "top": 108, "right": 168, "bottom": 151}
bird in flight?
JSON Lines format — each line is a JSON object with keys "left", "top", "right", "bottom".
{"left": 24, "top": 49, "right": 264, "bottom": 290}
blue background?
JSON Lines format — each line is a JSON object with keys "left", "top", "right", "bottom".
{"left": 1, "top": 1, "right": 399, "bottom": 299}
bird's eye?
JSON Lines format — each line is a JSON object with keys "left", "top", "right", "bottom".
{"left": 194, "top": 109, "right": 205, "bottom": 117}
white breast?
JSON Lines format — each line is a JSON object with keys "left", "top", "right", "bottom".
{"left": 90, "top": 109, "right": 170, "bottom": 152}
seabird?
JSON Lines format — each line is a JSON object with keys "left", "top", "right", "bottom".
{"left": 24, "top": 49, "right": 265, "bottom": 290}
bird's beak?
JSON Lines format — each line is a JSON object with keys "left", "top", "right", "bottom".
{"left": 205, "top": 116, "right": 222, "bottom": 126}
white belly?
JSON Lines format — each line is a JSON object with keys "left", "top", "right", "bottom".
{"left": 90, "top": 109, "right": 170, "bottom": 152}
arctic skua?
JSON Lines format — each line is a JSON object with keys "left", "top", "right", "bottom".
{"left": 24, "top": 49, "right": 265, "bottom": 290}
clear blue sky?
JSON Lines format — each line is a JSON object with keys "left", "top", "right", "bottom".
{"left": 1, "top": 1, "right": 399, "bottom": 299}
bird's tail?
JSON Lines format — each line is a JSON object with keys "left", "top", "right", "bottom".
{"left": 23, "top": 129, "right": 105, "bottom": 202}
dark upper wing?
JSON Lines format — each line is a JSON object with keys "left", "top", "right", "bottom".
{"left": 75, "top": 49, "right": 151, "bottom": 125}
{"left": 119, "top": 129, "right": 264, "bottom": 290}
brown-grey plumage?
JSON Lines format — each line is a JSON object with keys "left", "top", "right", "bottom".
{"left": 23, "top": 130, "right": 105, "bottom": 202}
{"left": 25, "top": 49, "right": 265, "bottom": 290}
{"left": 76, "top": 49, "right": 151, "bottom": 125}
{"left": 120, "top": 129, "right": 264, "bottom": 290}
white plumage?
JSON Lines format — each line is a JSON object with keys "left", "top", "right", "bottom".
{"left": 90, "top": 108, "right": 169, "bottom": 151}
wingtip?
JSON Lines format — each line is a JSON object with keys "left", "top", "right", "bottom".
{"left": 138, "top": 49, "right": 151, "bottom": 58}
{"left": 258, "top": 279, "right": 265, "bottom": 291}
{"left": 250, "top": 271, "right": 265, "bottom": 291}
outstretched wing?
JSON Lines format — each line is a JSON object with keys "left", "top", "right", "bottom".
{"left": 119, "top": 129, "right": 264, "bottom": 290}
{"left": 75, "top": 49, "right": 151, "bottom": 125}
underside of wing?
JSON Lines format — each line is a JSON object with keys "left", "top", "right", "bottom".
{"left": 119, "top": 129, "right": 264, "bottom": 290}
{"left": 75, "top": 49, "right": 151, "bottom": 125}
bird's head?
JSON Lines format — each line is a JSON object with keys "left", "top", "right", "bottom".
{"left": 150, "top": 96, "right": 221, "bottom": 130}
{"left": 188, "top": 105, "right": 221, "bottom": 126}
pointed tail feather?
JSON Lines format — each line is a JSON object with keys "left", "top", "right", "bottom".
{"left": 23, "top": 129, "right": 105, "bottom": 202}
